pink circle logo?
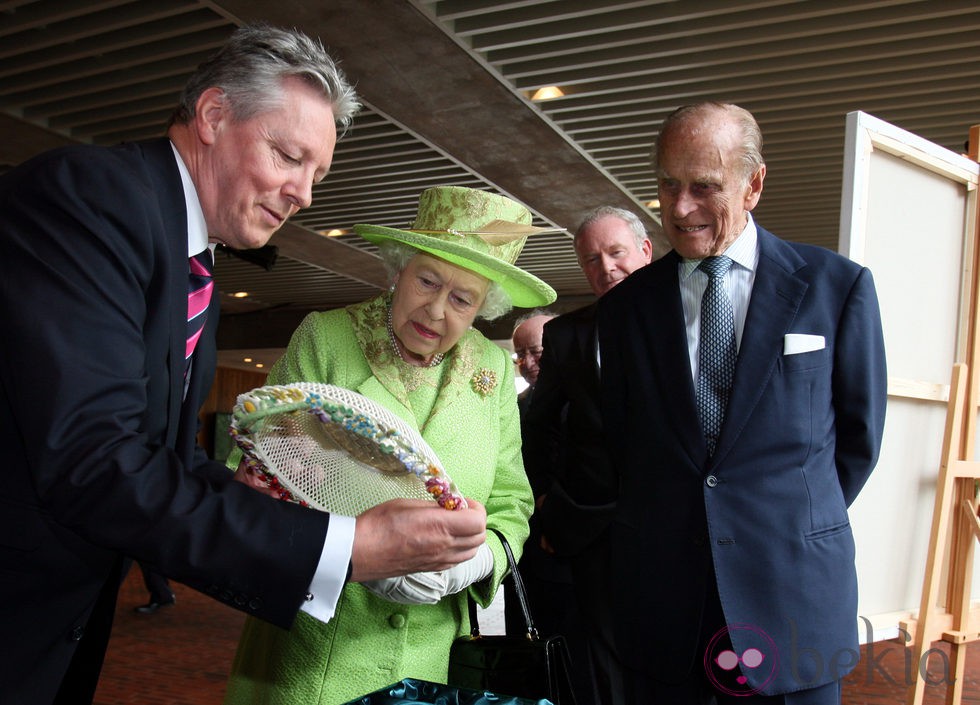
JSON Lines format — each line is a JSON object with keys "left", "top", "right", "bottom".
{"left": 703, "top": 623, "right": 779, "bottom": 696}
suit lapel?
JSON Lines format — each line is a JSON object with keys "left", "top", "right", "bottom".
{"left": 713, "top": 229, "right": 808, "bottom": 462}
{"left": 638, "top": 256, "right": 705, "bottom": 465}
{"left": 140, "top": 139, "right": 193, "bottom": 446}
{"left": 425, "top": 329, "right": 487, "bottom": 430}
{"left": 573, "top": 304, "right": 600, "bottom": 390}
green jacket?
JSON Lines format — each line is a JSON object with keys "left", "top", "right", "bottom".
{"left": 224, "top": 294, "right": 533, "bottom": 705}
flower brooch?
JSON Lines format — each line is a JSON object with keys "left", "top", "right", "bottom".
{"left": 470, "top": 368, "right": 498, "bottom": 397}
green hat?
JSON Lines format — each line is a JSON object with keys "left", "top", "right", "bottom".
{"left": 354, "top": 186, "right": 559, "bottom": 308}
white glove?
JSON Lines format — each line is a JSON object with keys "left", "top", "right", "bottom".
{"left": 361, "top": 542, "right": 494, "bottom": 605}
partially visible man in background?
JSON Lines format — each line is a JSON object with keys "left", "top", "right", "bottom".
{"left": 511, "top": 310, "right": 556, "bottom": 413}
{"left": 522, "top": 205, "right": 654, "bottom": 705}
{"left": 574, "top": 205, "right": 655, "bottom": 297}
{"left": 504, "top": 309, "right": 557, "bottom": 641}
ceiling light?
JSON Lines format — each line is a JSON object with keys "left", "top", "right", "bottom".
{"left": 321, "top": 228, "right": 346, "bottom": 237}
{"left": 255, "top": 363, "right": 264, "bottom": 368}
{"left": 243, "top": 357, "right": 253, "bottom": 363}
{"left": 646, "top": 199, "right": 660, "bottom": 209}
{"left": 531, "top": 86, "right": 564, "bottom": 101}
{"left": 231, "top": 291, "right": 249, "bottom": 298}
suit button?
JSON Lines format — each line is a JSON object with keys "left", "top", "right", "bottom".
{"left": 388, "top": 613, "right": 407, "bottom": 629}
{"left": 705, "top": 475, "right": 719, "bottom": 488}
{"left": 249, "top": 598, "right": 263, "bottom": 611}
{"left": 234, "top": 593, "right": 247, "bottom": 606}
{"left": 70, "top": 626, "right": 84, "bottom": 641}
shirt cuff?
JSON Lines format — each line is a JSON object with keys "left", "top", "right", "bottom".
{"left": 299, "top": 514, "right": 356, "bottom": 623}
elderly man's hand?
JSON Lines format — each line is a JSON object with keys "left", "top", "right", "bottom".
{"left": 350, "top": 498, "right": 487, "bottom": 583}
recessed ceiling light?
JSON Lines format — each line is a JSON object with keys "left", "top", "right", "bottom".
{"left": 243, "top": 357, "right": 253, "bottom": 363}
{"left": 646, "top": 199, "right": 660, "bottom": 209}
{"left": 321, "top": 228, "right": 346, "bottom": 237}
{"left": 531, "top": 86, "right": 564, "bottom": 101}
{"left": 255, "top": 363, "right": 264, "bottom": 368}
{"left": 231, "top": 291, "right": 249, "bottom": 298}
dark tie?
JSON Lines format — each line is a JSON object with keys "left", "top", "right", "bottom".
{"left": 697, "top": 256, "right": 736, "bottom": 456}
{"left": 186, "top": 250, "right": 214, "bottom": 376}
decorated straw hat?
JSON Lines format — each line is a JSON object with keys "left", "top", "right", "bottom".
{"left": 231, "top": 383, "right": 466, "bottom": 515}
{"left": 354, "top": 186, "right": 560, "bottom": 308}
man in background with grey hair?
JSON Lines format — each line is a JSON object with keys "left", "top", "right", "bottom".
{"left": 0, "top": 24, "right": 486, "bottom": 704}
{"left": 511, "top": 309, "right": 557, "bottom": 413}
{"left": 522, "top": 205, "right": 653, "bottom": 705}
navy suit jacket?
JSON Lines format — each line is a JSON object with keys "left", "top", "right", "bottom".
{"left": 597, "top": 227, "right": 887, "bottom": 694}
{"left": 0, "top": 139, "right": 330, "bottom": 703}
{"left": 526, "top": 303, "right": 616, "bottom": 556}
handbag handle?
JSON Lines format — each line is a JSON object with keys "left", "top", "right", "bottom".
{"left": 467, "top": 528, "right": 539, "bottom": 640}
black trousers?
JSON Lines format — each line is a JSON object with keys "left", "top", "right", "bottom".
{"left": 137, "top": 562, "right": 174, "bottom": 603}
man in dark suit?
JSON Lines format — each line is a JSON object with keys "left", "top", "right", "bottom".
{"left": 597, "top": 102, "right": 887, "bottom": 704}
{"left": 506, "top": 310, "right": 570, "bottom": 643}
{"left": 0, "top": 24, "right": 486, "bottom": 705}
{"left": 523, "top": 206, "right": 652, "bottom": 705}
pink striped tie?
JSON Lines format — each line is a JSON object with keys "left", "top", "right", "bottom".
{"left": 186, "top": 250, "right": 214, "bottom": 373}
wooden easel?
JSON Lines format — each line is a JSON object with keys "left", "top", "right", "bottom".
{"left": 904, "top": 125, "right": 980, "bottom": 705}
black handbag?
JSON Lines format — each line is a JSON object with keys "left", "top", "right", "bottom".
{"left": 448, "top": 530, "right": 578, "bottom": 705}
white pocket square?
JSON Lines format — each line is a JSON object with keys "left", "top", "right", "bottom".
{"left": 784, "top": 333, "right": 825, "bottom": 355}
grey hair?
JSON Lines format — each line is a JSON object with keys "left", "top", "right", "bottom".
{"left": 512, "top": 308, "right": 557, "bottom": 336}
{"left": 169, "top": 23, "right": 360, "bottom": 132}
{"left": 376, "top": 241, "right": 513, "bottom": 321}
{"left": 653, "top": 102, "right": 764, "bottom": 184}
{"left": 574, "top": 206, "right": 649, "bottom": 251}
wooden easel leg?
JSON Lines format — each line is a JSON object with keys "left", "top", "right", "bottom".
{"left": 945, "top": 495, "right": 980, "bottom": 704}
{"left": 906, "top": 365, "right": 969, "bottom": 705}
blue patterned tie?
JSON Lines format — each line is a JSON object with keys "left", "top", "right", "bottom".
{"left": 697, "top": 256, "right": 736, "bottom": 456}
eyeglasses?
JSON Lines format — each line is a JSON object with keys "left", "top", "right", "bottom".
{"left": 511, "top": 346, "right": 544, "bottom": 366}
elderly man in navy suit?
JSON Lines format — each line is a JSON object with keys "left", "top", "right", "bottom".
{"left": 597, "top": 102, "right": 886, "bottom": 704}
{"left": 0, "top": 24, "right": 486, "bottom": 705}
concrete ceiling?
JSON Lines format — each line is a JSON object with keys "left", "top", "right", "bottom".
{"left": 2, "top": 0, "right": 979, "bottom": 370}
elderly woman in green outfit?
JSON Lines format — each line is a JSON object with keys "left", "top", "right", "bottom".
{"left": 224, "top": 186, "right": 559, "bottom": 705}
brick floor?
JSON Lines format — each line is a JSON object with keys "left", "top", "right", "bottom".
{"left": 93, "top": 569, "right": 244, "bottom": 705}
{"left": 93, "top": 569, "right": 980, "bottom": 704}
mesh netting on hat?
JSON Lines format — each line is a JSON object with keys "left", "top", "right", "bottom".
{"left": 230, "top": 383, "right": 466, "bottom": 515}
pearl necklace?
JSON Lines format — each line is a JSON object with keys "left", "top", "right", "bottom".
{"left": 387, "top": 304, "right": 445, "bottom": 368}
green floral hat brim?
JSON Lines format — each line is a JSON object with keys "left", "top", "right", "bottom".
{"left": 355, "top": 224, "right": 558, "bottom": 309}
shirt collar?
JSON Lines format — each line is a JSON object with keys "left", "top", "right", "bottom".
{"left": 679, "top": 213, "right": 759, "bottom": 280}
{"left": 170, "top": 141, "right": 210, "bottom": 259}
